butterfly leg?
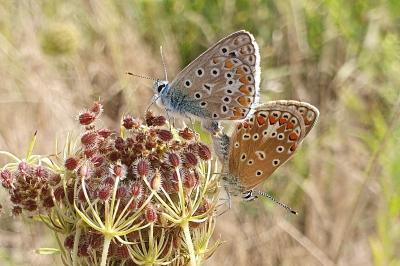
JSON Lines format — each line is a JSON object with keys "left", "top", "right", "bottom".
{"left": 215, "top": 185, "right": 232, "bottom": 216}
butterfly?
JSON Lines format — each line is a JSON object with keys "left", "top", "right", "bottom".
{"left": 152, "top": 30, "right": 260, "bottom": 134}
{"left": 213, "top": 100, "right": 319, "bottom": 213}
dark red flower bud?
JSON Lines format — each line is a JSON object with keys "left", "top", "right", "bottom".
{"left": 123, "top": 115, "right": 141, "bottom": 129}
{"left": 145, "top": 111, "right": 156, "bottom": 126}
{"left": 42, "top": 196, "right": 55, "bottom": 208}
{"left": 18, "top": 161, "right": 29, "bottom": 173}
{"left": 179, "top": 127, "right": 195, "bottom": 140}
{"left": 183, "top": 173, "right": 198, "bottom": 189}
{"left": 116, "top": 186, "right": 127, "bottom": 200}
{"left": 197, "top": 143, "right": 211, "bottom": 160}
{"left": 54, "top": 186, "right": 65, "bottom": 201}
{"left": 167, "top": 153, "right": 180, "bottom": 167}
{"left": 145, "top": 141, "right": 157, "bottom": 150}
{"left": 91, "top": 155, "right": 105, "bottom": 167}
{"left": 12, "top": 206, "right": 22, "bottom": 216}
{"left": 98, "top": 128, "right": 113, "bottom": 138}
{"left": 81, "top": 131, "right": 97, "bottom": 146}
{"left": 98, "top": 185, "right": 112, "bottom": 201}
{"left": 65, "top": 157, "right": 79, "bottom": 170}
{"left": 130, "top": 182, "right": 142, "bottom": 198}
{"left": 90, "top": 101, "right": 103, "bottom": 116}
{"left": 153, "top": 115, "right": 167, "bottom": 126}
{"left": 156, "top": 129, "right": 173, "bottom": 141}
{"left": 114, "top": 137, "right": 125, "bottom": 151}
{"left": 109, "top": 151, "right": 120, "bottom": 161}
{"left": 1, "top": 169, "right": 13, "bottom": 189}
{"left": 145, "top": 205, "right": 158, "bottom": 222}
{"left": 135, "top": 158, "right": 150, "bottom": 177}
{"left": 49, "top": 174, "right": 61, "bottom": 186}
{"left": 64, "top": 234, "right": 74, "bottom": 250}
{"left": 78, "top": 111, "right": 96, "bottom": 125}
{"left": 103, "top": 176, "right": 115, "bottom": 186}
{"left": 184, "top": 152, "right": 198, "bottom": 166}
{"left": 22, "top": 199, "right": 38, "bottom": 211}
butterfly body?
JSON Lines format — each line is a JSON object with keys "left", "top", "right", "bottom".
{"left": 213, "top": 100, "right": 319, "bottom": 198}
{"left": 152, "top": 30, "right": 261, "bottom": 132}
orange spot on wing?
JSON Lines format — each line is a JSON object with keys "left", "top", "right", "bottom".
{"left": 239, "top": 75, "right": 249, "bottom": 84}
{"left": 224, "top": 60, "right": 234, "bottom": 69}
{"left": 290, "top": 143, "right": 297, "bottom": 152}
{"left": 239, "top": 85, "right": 251, "bottom": 95}
{"left": 233, "top": 107, "right": 241, "bottom": 117}
{"left": 289, "top": 132, "right": 298, "bottom": 141}
{"left": 304, "top": 118, "right": 312, "bottom": 125}
{"left": 243, "top": 122, "right": 249, "bottom": 129}
{"left": 237, "top": 124, "right": 242, "bottom": 130}
{"left": 236, "top": 68, "right": 245, "bottom": 76}
{"left": 286, "top": 122, "right": 294, "bottom": 130}
{"left": 237, "top": 96, "right": 250, "bottom": 107}
{"left": 279, "top": 118, "right": 287, "bottom": 125}
{"left": 269, "top": 115, "right": 277, "bottom": 125}
{"left": 257, "top": 115, "right": 266, "bottom": 125}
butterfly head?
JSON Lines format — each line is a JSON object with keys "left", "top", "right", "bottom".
{"left": 153, "top": 80, "right": 169, "bottom": 96}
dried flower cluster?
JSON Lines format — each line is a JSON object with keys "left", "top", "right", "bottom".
{"left": 0, "top": 102, "right": 221, "bottom": 266}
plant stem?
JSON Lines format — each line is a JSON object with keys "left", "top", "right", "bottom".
{"left": 182, "top": 222, "right": 197, "bottom": 266}
{"left": 100, "top": 235, "right": 112, "bottom": 266}
{"left": 72, "top": 226, "right": 82, "bottom": 266}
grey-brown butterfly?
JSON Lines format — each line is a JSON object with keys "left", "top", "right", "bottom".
{"left": 213, "top": 100, "right": 319, "bottom": 213}
{"left": 152, "top": 30, "right": 260, "bottom": 133}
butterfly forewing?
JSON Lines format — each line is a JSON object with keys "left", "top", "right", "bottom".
{"left": 228, "top": 102, "right": 313, "bottom": 190}
{"left": 169, "top": 30, "right": 260, "bottom": 121}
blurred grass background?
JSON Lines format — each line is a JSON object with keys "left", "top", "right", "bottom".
{"left": 1, "top": 0, "right": 400, "bottom": 265}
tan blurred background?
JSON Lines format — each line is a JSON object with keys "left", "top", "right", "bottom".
{"left": 1, "top": 0, "right": 400, "bottom": 265}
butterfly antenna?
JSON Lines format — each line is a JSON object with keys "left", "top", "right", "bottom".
{"left": 126, "top": 72, "right": 158, "bottom": 81}
{"left": 255, "top": 190, "right": 298, "bottom": 215}
{"left": 160, "top": 46, "right": 168, "bottom": 81}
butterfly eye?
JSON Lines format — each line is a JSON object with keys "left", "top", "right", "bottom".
{"left": 157, "top": 84, "right": 166, "bottom": 93}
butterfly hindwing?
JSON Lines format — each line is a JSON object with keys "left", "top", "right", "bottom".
{"left": 227, "top": 101, "right": 318, "bottom": 190}
{"left": 168, "top": 30, "right": 260, "bottom": 120}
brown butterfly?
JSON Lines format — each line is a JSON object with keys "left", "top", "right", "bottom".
{"left": 213, "top": 100, "right": 319, "bottom": 213}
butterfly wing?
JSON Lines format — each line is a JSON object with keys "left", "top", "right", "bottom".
{"left": 270, "top": 100, "right": 320, "bottom": 137}
{"left": 169, "top": 30, "right": 260, "bottom": 120}
{"left": 227, "top": 101, "right": 319, "bottom": 190}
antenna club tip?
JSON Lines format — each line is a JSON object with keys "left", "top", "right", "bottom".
{"left": 291, "top": 210, "right": 298, "bottom": 215}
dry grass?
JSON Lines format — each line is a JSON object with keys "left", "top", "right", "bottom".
{"left": 1, "top": 1, "right": 400, "bottom": 265}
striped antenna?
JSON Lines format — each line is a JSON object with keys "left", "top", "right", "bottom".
{"left": 255, "top": 190, "right": 298, "bottom": 215}
{"left": 126, "top": 72, "right": 158, "bottom": 81}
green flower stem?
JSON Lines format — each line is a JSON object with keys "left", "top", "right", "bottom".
{"left": 182, "top": 221, "right": 197, "bottom": 266}
{"left": 100, "top": 234, "right": 113, "bottom": 266}
{"left": 72, "top": 224, "right": 82, "bottom": 266}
